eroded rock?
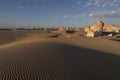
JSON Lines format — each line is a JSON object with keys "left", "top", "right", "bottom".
{"left": 84, "top": 20, "right": 104, "bottom": 37}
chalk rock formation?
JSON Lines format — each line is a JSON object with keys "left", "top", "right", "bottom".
{"left": 95, "top": 20, "right": 104, "bottom": 32}
{"left": 86, "top": 27, "right": 95, "bottom": 37}
{"left": 57, "top": 28, "right": 66, "bottom": 34}
{"left": 103, "top": 24, "right": 120, "bottom": 32}
{"left": 85, "top": 26, "right": 102, "bottom": 37}
{"left": 85, "top": 27, "right": 90, "bottom": 32}
{"left": 108, "top": 33, "right": 113, "bottom": 37}
{"left": 84, "top": 20, "right": 104, "bottom": 37}
{"left": 90, "top": 20, "right": 104, "bottom": 32}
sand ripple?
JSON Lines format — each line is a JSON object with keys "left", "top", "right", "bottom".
{"left": 0, "top": 64, "right": 64, "bottom": 80}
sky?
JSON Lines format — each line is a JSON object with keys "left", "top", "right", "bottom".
{"left": 0, "top": 0, "right": 120, "bottom": 27}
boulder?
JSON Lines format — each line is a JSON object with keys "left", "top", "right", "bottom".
{"left": 108, "top": 34, "right": 113, "bottom": 37}
{"left": 86, "top": 29, "right": 95, "bottom": 37}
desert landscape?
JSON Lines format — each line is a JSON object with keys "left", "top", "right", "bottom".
{"left": 0, "top": 20, "right": 119, "bottom": 80}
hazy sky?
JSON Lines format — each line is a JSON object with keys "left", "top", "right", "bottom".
{"left": 0, "top": 0, "right": 120, "bottom": 27}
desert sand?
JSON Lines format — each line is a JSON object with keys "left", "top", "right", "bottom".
{"left": 0, "top": 30, "right": 120, "bottom": 80}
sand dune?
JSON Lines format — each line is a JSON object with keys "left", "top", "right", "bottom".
{"left": 0, "top": 30, "right": 60, "bottom": 45}
{"left": 0, "top": 31, "right": 120, "bottom": 80}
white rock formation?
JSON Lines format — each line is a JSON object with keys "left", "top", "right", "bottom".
{"left": 108, "top": 34, "right": 113, "bottom": 37}
{"left": 86, "top": 27, "right": 95, "bottom": 37}
{"left": 103, "top": 24, "right": 120, "bottom": 33}
{"left": 84, "top": 20, "right": 104, "bottom": 37}
{"left": 57, "top": 28, "right": 66, "bottom": 33}
{"left": 89, "top": 20, "right": 104, "bottom": 32}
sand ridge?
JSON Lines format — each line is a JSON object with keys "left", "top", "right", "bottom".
{"left": 0, "top": 34, "right": 120, "bottom": 55}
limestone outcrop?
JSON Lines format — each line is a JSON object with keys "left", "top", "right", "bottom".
{"left": 86, "top": 27, "right": 95, "bottom": 37}
{"left": 103, "top": 24, "right": 120, "bottom": 33}
{"left": 57, "top": 28, "right": 67, "bottom": 34}
{"left": 84, "top": 20, "right": 104, "bottom": 37}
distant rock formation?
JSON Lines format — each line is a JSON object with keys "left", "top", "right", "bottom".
{"left": 57, "top": 28, "right": 67, "bottom": 34}
{"left": 56, "top": 27, "right": 75, "bottom": 34}
{"left": 84, "top": 20, "right": 104, "bottom": 37}
{"left": 103, "top": 24, "right": 120, "bottom": 33}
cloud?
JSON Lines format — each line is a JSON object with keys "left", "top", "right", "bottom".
{"left": 58, "top": 15, "right": 73, "bottom": 19}
{"left": 87, "top": 0, "right": 120, "bottom": 8}
{"left": 59, "top": 10, "right": 120, "bottom": 19}
{"left": 58, "top": 14, "right": 88, "bottom": 19}
{"left": 73, "top": 0, "right": 120, "bottom": 10}
{"left": 76, "top": 0, "right": 82, "bottom": 5}
{"left": 87, "top": 11, "right": 120, "bottom": 18}
{"left": 70, "top": 0, "right": 120, "bottom": 17}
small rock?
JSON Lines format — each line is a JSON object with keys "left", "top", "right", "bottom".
{"left": 108, "top": 34, "right": 113, "bottom": 37}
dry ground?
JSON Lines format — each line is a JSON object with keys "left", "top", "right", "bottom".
{"left": 0, "top": 30, "right": 120, "bottom": 80}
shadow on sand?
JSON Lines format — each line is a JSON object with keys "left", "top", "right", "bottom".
{"left": 0, "top": 42, "right": 120, "bottom": 80}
